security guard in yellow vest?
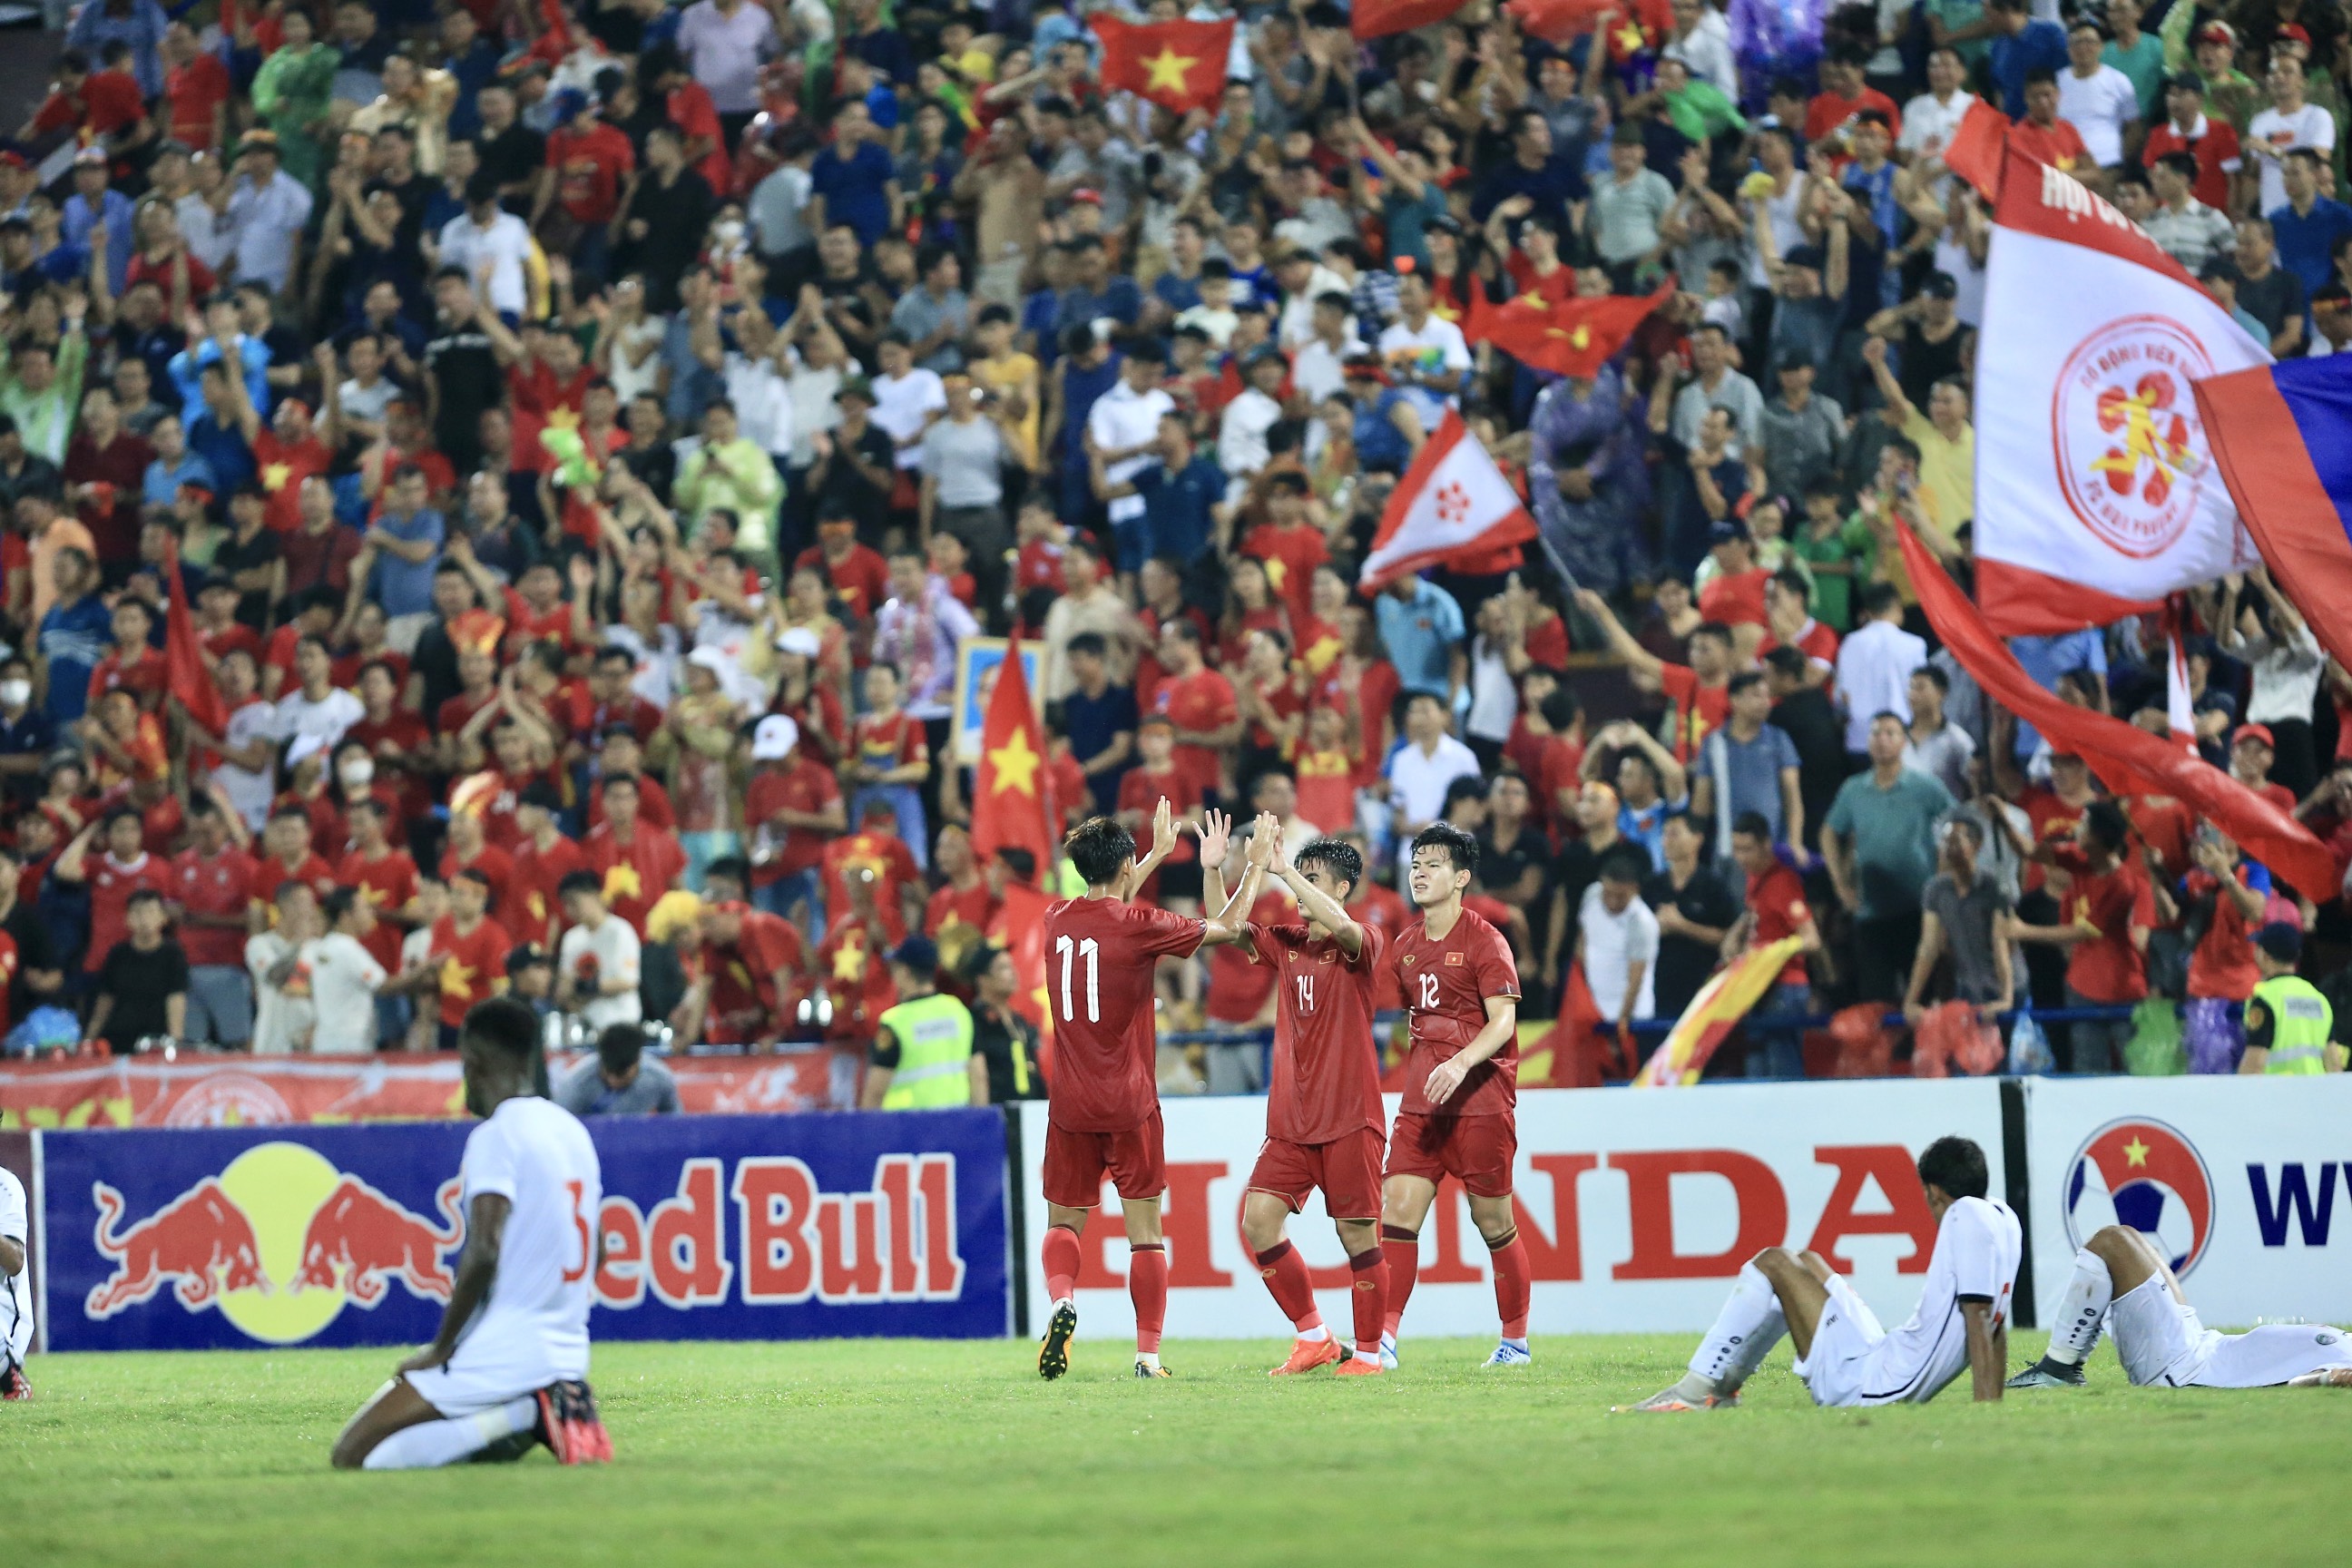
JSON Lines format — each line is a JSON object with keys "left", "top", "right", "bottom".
{"left": 2240, "top": 924, "right": 2343, "bottom": 1075}
{"left": 861, "top": 936, "right": 985, "bottom": 1109}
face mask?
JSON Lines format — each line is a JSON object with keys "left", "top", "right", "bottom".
{"left": 713, "top": 219, "right": 745, "bottom": 248}
{"left": 338, "top": 759, "right": 376, "bottom": 789}
{"left": 0, "top": 680, "right": 28, "bottom": 707}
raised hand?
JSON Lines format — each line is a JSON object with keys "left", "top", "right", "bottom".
{"left": 1249, "top": 812, "right": 1282, "bottom": 869}
{"left": 1194, "top": 807, "right": 1232, "bottom": 870}
{"left": 1150, "top": 795, "right": 1178, "bottom": 862}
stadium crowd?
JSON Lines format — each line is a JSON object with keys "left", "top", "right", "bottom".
{"left": 0, "top": 0, "right": 2347, "bottom": 1092}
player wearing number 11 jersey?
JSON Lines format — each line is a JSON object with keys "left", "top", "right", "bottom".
{"left": 1038, "top": 801, "right": 1260, "bottom": 1380}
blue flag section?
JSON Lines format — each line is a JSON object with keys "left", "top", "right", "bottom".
{"left": 39, "top": 1111, "right": 1011, "bottom": 1353}
{"left": 2194, "top": 356, "right": 2352, "bottom": 673}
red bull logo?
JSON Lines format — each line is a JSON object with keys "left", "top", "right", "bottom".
{"left": 87, "top": 1178, "right": 267, "bottom": 1317}
{"left": 83, "top": 1142, "right": 465, "bottom": 1343}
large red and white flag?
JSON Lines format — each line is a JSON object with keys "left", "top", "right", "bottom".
{"left": 1973, "top": 144, "right": 2269, "bottom": 633}
{"left": 1357, "top": 411, "right": 1536, "bottom": 590}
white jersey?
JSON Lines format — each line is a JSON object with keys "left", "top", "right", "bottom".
{"left": 0, "top": 1166, "right": 31, "bottom": 1366}
{"left": 1796, "top": 1194, "right": 2021, "bottom": 1407}
{"left": 444, "top": 1096, "right": 602, "bottom": 1392}
{"left": 2110, "top": 1274, "right": 2352, "bottom": 1388}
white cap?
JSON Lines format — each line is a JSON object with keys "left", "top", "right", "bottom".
{"left": 775, "top": 626, "right": 822, "bottom": 658}
{"left": 687, "top": 646, "right": 732, "bottom": 678}
{"left": 750, "top": 713, "right": 799, "bottom": 761}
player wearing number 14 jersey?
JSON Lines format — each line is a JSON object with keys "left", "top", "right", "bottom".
{"left": 1381, "top": 822, "right": 1529, "bottom": 1369}
{"left": 1038, "top": 802, "right": 1259, "bottom": 1380}
{"left": 1229, "top": 818, "right": 1389, "bottom": 1377}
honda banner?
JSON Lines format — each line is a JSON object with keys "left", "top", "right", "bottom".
{"left": 37, "top": 1109, "right": 1009, "bottom": 1352}
{"left": 1017, "top": 1083, "right": 2006, "bottom": 1338}
{"left": 2019, "top": 1075, "right": 2352, "bottom": 1331}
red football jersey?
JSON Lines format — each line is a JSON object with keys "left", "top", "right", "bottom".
{"left": 583, "top": 822, "right": 687, "bottom": 936}
{"left": 1250, "top": 919, "right": 1387, "bottom": 1144}
{"left": 746, "top": 760, "right": 841, "bottom": 881}
{"left": 1746, "top": 861, "right": 1812, "bottom": 987}
{"left": 1655, "top": 662, "right": 1730, "bottom": 764}
{"left": 253, "top": 851, "right": 337, "bottom": 918}
{"left": 707, "top": 910, "right": 808, "bottom": 1040}
{"left": 1392, "top": 906, "right": 1521, "bottom": 1117}
{"left": 430, "top": 914, "right": 512, "bottom": 1028}
{"left": 1206, "top": 890, "right": 1290, "bottom": 1026}
{"left": 510, "top": 833, "right": 588, "bottom": 946}
{"left": 1043, "top": 897, "right": 1205, "bottom": 1132}
{"left": 340, "top": 846, "right": 418, "bottom": 974}
{"left": 439, "top": 844, "right": 519, "bottom": 929}
{"left": 167, "top": 847, "right": 256, "bottom": 969}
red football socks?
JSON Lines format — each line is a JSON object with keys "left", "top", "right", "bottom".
{"left": 1043, "top": 1225, "right": 1081, "bottom": 1305}
{"left": 1130, "top": 1242, "right": 1168, "bottom": 1354}
{"left": 1380, "top": 1224, "right": 1418, "bottom": 1338}
{"left": 1488, "top": 1228, "right": 1531, "bottom": 1339}
{"left": 1254, "top": 1241, "right": 1324, "bottom": 1333}
{"left": 1347, "top": 1248, "right": 1386, "bottom": 1355}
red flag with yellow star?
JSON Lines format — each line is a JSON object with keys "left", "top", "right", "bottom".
{"left": 970, "top": 644, "right": 1056, "bottom": 875}
{"left": 163, "top": 535, "right": 228, "bottom": 736}
{"left": 1094, "top": 15, "right": 1236, "bottom": 115}
{"left": 1353, "top": 0, "right": 1469, "bottom": 39}
{"left": 1469, "top": 279, "right": 1674, "bottom": 379}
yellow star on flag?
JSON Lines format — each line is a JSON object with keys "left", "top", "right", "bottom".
{"left": 1142, "top": 47, "right": 1198, "bottom": 95}
{"left": 1570, "top": 324, "right": 1592, "bottom": 350}
{"left": 603, "top": 863, "right": 643, "bottom": 905}
{"left": 440, "top": 959, "right": 476, "bottom": 998}
{"left": 2122, "top": 1137, "right": 2151, "bottom": 1167}
{"left": 1521, "top": 291, "right": 1549, "bottom": 311}
{"left": 987, "top": 727, "right": 1042, "bottom": 798}
{"left": 261, "top": 462, "right": 293, "bottom": 492}
{"left": 1614, "top": 21, "right": 1646, "bottom": 53}
{"left": 833, "top": 936, "right": 868, "bottom": 984}
{"left": 1262, "top": 556, "right": 1289, "bottom": 590}
{"left": 545, "top": 405, "right": 583, "bottom": 432}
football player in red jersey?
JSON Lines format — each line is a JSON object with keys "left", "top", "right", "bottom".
{"left": 1381, "top": 820, "right": 1532, "bottom": 1369}
{"left": 1231, "top": 817, "right": 1390, "bottom": 1377}
{"left": 1037, "top": 800, "right": 1260, "bottom": 1381}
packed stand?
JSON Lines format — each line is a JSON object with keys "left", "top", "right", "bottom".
{"left": 0, "top": 0, "right": 2343, "bottom": 1094}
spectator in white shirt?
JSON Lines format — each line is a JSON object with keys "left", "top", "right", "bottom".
{"left": 1835, "top": 582, "right": 1929, "bottom": 757}
{"left": 1377, "top": 270, "right": 1473, "bottom": 430}
{"left": 303, "top": 888, "right": 387, "bottom": 1054}
{"left": 436, "top": 173, "right": 531, "bottom": 321}
{"left": 1662, "top": 0, "right": 1740, "bottom": 97}
{"left": 870, "top": 332, "right": 946, "bottom": 472}
{"left": 1385, "top": 691, "right": 1481, "bottom": 870}
{"left": 1087, "top": 338, "right": 1176, "bottom": 534}
{"left": 1577, "top": 847, "right": 1660, "bottom": 1038}
{"left": 1216, "top": 346, "right": 1287, "bottom": 483}
{"left": 557, "top": 872, "right": 644, "bottom": 1031}
{"left": 1289, "top": 289, "right": 1367, "bottom": 404}
{"left": 2245, "top": 55, "right": 2334, "bottom": 218}
{"left": 2057, "top": 21, "right": 2142, "bottom": 169}
{"left": 1899, "top": 48, "right": 1979, "bottom": 175}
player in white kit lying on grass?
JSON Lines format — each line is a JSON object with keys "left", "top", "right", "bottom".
{"left": 1621, "top": 1136, "right": 2020, "bottom": 1411}
{"left": 2008, "top": 1223, "right": 2352, "bottom": 1391}
{"left": 331, "top": 995, "right": 613, "bottom": 1468}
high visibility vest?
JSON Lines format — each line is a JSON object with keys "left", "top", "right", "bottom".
{"left": 2251, "top": 975, "right": 2331, "bottom": 1075}
{"left": 877, "top": 993, "right": 975, "bottom": 1109}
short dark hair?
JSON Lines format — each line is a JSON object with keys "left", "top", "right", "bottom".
{"left": 1294, "top": 836, "right": 1363, "bottom": 897}
{"left": 1912, "top": 663, "right": 1950, "bottom": 693}
{"left": 1862, "top": 583, "right": 1905, "bottom": 619}
{"left": 1916, "top": 1135, "right": 1990, "bottom": 1201}
{"left": 1727, "top": 671, "right": 1767, "bottom": 699}
{"left": 1598, "top": 845, "right": 1650, "bottom": 885}
{"left": 558, "top": 869, "right": 603, "bottom": 901}
{"left": 1409, "top": 821, "right": 1479, "bottom": 877}
{"left": 2082, "top": 799, "right": 2131, "bottom": 853}
{"left": 460, "top": 995, "right": 541, "bottom": 1069}
{"left": 1064, "top": 816, "right": 1137, "bottom": 887}
{"left": 1731, "top": 810, "right": 1773, "bottom": 842}
{"left": 597, "top": 1023, "right": 647, "bottom": 1076}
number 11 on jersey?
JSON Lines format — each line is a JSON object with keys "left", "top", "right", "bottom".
{"left": 1057, "top": 935, "right": 1101, "bottom": 1024}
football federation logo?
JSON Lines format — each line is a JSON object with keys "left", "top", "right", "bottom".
{"left": 2051, "top": 315, "right": 2213, "bottom": 561}
{"left": 2062, "top": 1118, "right": 2215, "bottom": 1277}
{"left": 1435, "top": 481, "right": 1472, "bottom": 525}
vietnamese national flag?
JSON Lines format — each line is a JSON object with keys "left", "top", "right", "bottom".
{"left": 2195, "top": 354, "right": 2352, "bottom": 678}
{"left": 1470, "top": 279, "right": 1674, "bottom": 379}
{"left": 1941, "top": 97, "right": 2010, "bottom": 201}
{"left": 989, "top": 877, "right": 1055, "bottom": 1077}
{"left": 1095, "top": 15, "right": 1236, "bottom": 115}
{"left": 1633, "top": 938, "right": 1808, "bottom": 1086}
{"left": 970, "top": 643, "right": 1056, "bottom": 875}
{"left": 1895, "top": 524, "right": 2340, "bottom": 902}
{"left": 1358, "top": 411, "right": 1538, "bottom": 590}
{"left": 1503, "top": 0, "right": 1621, "bottom": 45}
{"left": 163, "top": 536, "right": 227, "bottom": 736}
{"left": 1355, "top": 0, "right": 1469, "bottom": 39}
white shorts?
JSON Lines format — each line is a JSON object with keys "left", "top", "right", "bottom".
{"left": 403, "top": 1355, "right": 545, "bottom": 1419}
{"left": 2111, "top": 1275, "right": 2352, "bottom": 1388}
{"left": 1791, "top": 1273, "right": 1915, "bottom": 1409}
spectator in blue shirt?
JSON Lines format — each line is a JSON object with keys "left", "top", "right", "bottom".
{"left": 2008, "top": 629, "right": 2107, "bottom": 760}
{"left": 37, "top": 542, "right": 111, "bottom": 730}
{"left": 183, "top": 363, "right": 257, "bottom": 498}
{"left": 2268, "top": 148, "right": 2352, "bottom": 301}
{"left": 1049, "top": 236, "right": 1142, "bottom": 347}
{"left": 1470, "top": 110, "right": 1589, "bottom": 237}
{"left": 1130, "top": 415, "right": 1227, "bottom": 568}
{"left": 1375, "top": 574, "right": 1468, "bottom": 702}
{"left": 65, "top": 0, "right": 168, "bottom": 99}
{"left": 436, "top": 7, "right": 504, "bottom": 141}
{"left": 61, "top": 152, "right": 134, "bottom": 300}
{"left": 1986, "top": 0, "right": 2071, "bottom": 117}
{"left": 0, "top": 652, "right": 55, "bottom": 806}
{"left": 362, "top": 463, "right": 446, "bottom": 622}
{"left": 808, "top": 101, "right": 902, "bottom": 246}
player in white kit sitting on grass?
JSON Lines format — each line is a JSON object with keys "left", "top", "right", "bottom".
{"left": 2, "top": 1163, "right": 32, "bottom": 1400}
{"left": 2008, "top": 1223, "right": 2352, "bottom": 1391}
{"left": 331, "top": 996, "right": 613, "bottom": 1468}
{"left": 1621, "top": 1136, "right": 2020, "bottom": 1411}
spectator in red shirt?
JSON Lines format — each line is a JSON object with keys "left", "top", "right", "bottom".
{"left": 1805, "top": 44, "right": 1903, "bottom": 145}
{"left": 1149, "top": 619, "right": 1240, "bottom": 802}
{"left": 85, "top": 595, "right": 167, "bottom": 715}
{"left": 52, "top": 806, "right": 171, "bottom": 975}
{"left": 422, "top": 866, "right": 512, "bottom": 1049}
{"left": 692, "top": 898, "right": 811, "bottom": 1049}
{"left": 1695, "top": 521, "right": 1769, "bottom": 642}
{"left": 796, "top": 512, "right": 891, "bottom": 628}
{"left": 745, "top": 713, "right": 844, "bottom": 934}
{"left": 2181, "top": 828, "right": 2269, "bottom": 1073}
{"left": 1730, "top": 812, "right": 1823, "bottom": 1078}
{"left": 537, "top": 89, "right": 635, "bottom": 280}
{"left": 2008, "top": 71, "right": 2094, "bottom": 176}
{"left": 2228, "top": 724, "right": 2299, "bottom": 816}
{"left": 2016, "top": 800, "right": 2158, "bottom": 1073}
{"left": 584, "top": 772, "right": 689, "bottom": 936}
{"left": 160, "top": 21, "right": 229, "bottom": 152}
{"left": 168, "top": 793, "right": 259, "bottom": 1047}
{"left": 508, "top": 781, "right": 587, "bottom": 948}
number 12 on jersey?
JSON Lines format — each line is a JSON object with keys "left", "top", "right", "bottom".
{"left": 1057, "top": 935, "right": 1101, "bottom": 1024}
{"left": 1417, "top": 972, "right": 1439, "bottom": 1010}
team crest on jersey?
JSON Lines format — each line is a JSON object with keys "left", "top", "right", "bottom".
{"left": 1446, "top": 952, "right": 1465, "bottom": 965}
{"left": 1402, "top": 955, "right": 1417, "bottom": 965}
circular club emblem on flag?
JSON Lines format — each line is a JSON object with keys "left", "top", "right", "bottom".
{"left": 2051, "top": 314, "right": 2213, "bottom": 560}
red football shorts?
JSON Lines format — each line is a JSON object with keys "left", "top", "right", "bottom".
{"left": 1041, "top": 1109, "right": 1167, "bottom": 1208}
{"left": 1246, "top": 1127, "right": 1386, "bottom": 1221}
{"left": 1384, "top": 1111, "right": 1517, "bottom": 1199}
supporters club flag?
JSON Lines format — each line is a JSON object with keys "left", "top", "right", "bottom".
{"left": 1094, "top": 16, "right": 1235, "bottom": 115}
{"left": 1896, "top": 524, "right": 2340, "bottom": 902}
{"left": 969, "top": 644, "right": 1055, "bottom": 874}
{"left": 164, "top": 537, "right": 227, "bottom": 736}
{"left": 1357, "top": 411, "right": 1537, "bottom": 590}
{"left": 1468, "top": 279, "right": 1673, "bottom": 379}
{"left": 1972, "top": 144, "right": 2268, "bottom": 633}
{"left": 1355, "top": 0, "right": 1469, "bottom": 38}
{"left": 1634, "top": 938, "right": 1808, "bottom": 1087}
{"left": 2194, "top": 355, "right": 2352, "bottom": 675}
{"left": 1941, "top": 97, "right": 2009, "bottom": 199}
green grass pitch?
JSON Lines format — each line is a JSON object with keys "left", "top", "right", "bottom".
{"left": 8, "top": 1332, "right": 2346, "bottom": 1567}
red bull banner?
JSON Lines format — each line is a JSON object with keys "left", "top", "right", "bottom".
{"left": 0, "top": 1052, "right": 838, "bottom": 1132}
{"left": 35, "top": 1110, "right": 1010, "bottom": 1351}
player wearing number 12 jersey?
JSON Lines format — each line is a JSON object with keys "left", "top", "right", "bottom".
{"left": 1227, "top": 818, "right": 1389, "bottom": 1377}
{"left": 1381, "top": 821, "right": 1529, "bottom": 1369}
{"left": 1038, "top": 801, "right": 1260, "bottom": 1380}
